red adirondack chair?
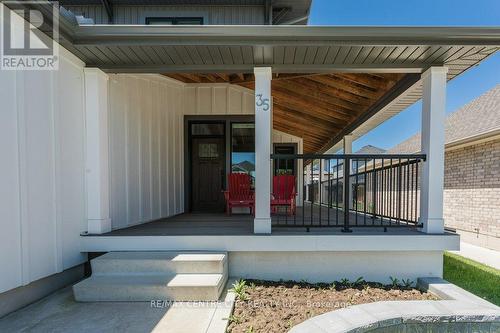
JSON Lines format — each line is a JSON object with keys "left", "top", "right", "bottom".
{"left": 271, "top": 175, "right": 297, "bottom": 215}
{"left": 223, "top": 173, "right": 254, "bottom": 215}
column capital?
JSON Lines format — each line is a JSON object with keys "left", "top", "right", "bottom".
{"left": 421, "top": 66, "right": 448, "bottom": 80}
{"left": 343, "top": 135, "right": 354, "bottom": 154}
{"left": 84, "top": 67, "right": 109, "bottom": 81}
{"left": 254, "top": 67, "right": 273, "bottom": 79}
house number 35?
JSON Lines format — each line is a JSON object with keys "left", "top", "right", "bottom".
{"left": 256, "top": 94, "right": 270, "bottom": 111}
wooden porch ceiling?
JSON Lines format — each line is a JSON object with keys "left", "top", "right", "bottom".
{"left": 164, "top": 73, "right": 408, "bottom": 153}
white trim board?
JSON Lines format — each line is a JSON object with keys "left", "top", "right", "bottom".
{"left": 80, "top": 233, "right": 459, "bottom": 253}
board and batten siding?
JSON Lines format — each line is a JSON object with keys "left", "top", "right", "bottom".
{"left": 108, "top": 75, "right": 185, "bottom": 230}
{"left": 108, "top": 74, "right": 303, "bottom": 229}
{"left": 0, "top": 52, "right": 303, "bottom": 292}
{"left": 64, "top": 5, "right": 265, "bottom": 24}
{"left": 0, "top": 46, "right": 87, "bottom": 293}
{"left": 183, "top": 83, "right": 255, "bottom": 115}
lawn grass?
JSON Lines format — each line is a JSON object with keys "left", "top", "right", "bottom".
{"left": 443, "top": 252, "right": 500, "bottom": 306}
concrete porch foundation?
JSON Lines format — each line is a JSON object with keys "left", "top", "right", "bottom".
{"left": 80, "top": 213, "right": 459, "bottom": 284}
{"left": 229, "top": 251, "right": 443, "bottom": 284}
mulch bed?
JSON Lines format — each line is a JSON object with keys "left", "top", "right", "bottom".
{"left": 227, "top": 279, "right": 437, "bottom": 333}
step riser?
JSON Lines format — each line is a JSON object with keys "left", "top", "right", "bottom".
{"left": 73, "top": 251, "right": 228, "bottom": 302}
{"left": 91, "top": 259, "right": 226, "bottom": 275}
{"left": 74, "top": 285, "right": 221, "bottom": 302}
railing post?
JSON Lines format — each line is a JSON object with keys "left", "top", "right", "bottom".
{"left": 342, "top": 156, "right": 352, "bottom": 233}
{"left": 372, "top": 163, "right": 377, "bottom": 220}
{"left": 343, "top": 135, "right": 354, "bottom": 211}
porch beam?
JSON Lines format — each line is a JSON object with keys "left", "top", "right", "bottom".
{"left": 419, "top": 66, "right": 448, "bottom": 234}
{"left": 272, "top": 89, "right": 354, "bottom": 121}
{"left": 215, "top": 73, "right": 230, "bottom": 82}
{"left": 273, "top": 105, "right": 343, "bottom": 131}
{"left": 254, "top": 67, "right": 273, "bottom": 234}
{"left": 84, "top": 68, "right": 112, "bottom": 234}
{"left": 91, "top": 63, "right": 425, "bottom": 74}
{"left": 288, "top": 77, "right": 374, "bottom": 106}
{"left": 334, "top": 73, "right": 398, "bottom": 90}
{"left": 307, "top": 75, "right": 383, "bottom": 100}
{"left": 271, "top": 81, "right": 363, "bottom": 114}
{"left": 200, "top": 74, "right": 218, "bottom": 82}
{"left": 317, "top": 73, "right": 421, "bottom": 154}
{"left": 231, "top": 73, "right": 317, "bottom": 84}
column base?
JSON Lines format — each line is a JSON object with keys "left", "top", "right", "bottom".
{"left": 254, "top": 217, "right": 272, "bottom": 234}
{"left": 88, "top": 218, "right": 112, "bottom": 234}
{"left": 419, "top": 217, "right": 444, "bottom": 234}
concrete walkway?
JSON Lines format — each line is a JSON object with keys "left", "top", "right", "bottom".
{"left": 450, "top": 242, "right": 500, "bottom": 270}
{"left": 0, "top": 285, "right": 235, "bottom": 333}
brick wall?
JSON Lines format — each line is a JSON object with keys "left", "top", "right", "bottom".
{"left": 443, "top": 138, "right": 500, "bottom": 250}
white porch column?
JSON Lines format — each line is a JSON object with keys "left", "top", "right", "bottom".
{"left": 305, "top": 166, "right": 311, "bottom": 201}
{"left": 254, "top": 67, "right": 272, "bottom": 234}
{"left": 343, "top": 135, "right": 353, "bottom": 210}
{"left": 84, "top": 68, "right": 111, "bottom": 234}
{"left": 420, "top": 67, "right": 448, "bottom": 234}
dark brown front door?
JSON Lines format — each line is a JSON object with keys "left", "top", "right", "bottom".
{"left": 191, "top": 137, "right": 225, "bottom": 212}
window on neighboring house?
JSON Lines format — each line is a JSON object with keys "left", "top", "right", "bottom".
{"left": 145, "top": 17, "right": 204, "bottom": 25}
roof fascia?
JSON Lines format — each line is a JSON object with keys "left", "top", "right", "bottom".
{"left": 71, "top": 26, "right": 500, "bottom": 46}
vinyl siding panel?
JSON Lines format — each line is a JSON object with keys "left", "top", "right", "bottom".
{"left": 182, "top": 83, "right": 254, "bottom": 115}
{"left": 0, "top": 44, "right": 87, "bottom": 292}
{"left": 64, "top": 5, "right": 265, "bottom": 24}
{"left": 108, "top": 75, "right": 305, "bottom": 230}
{"left": 108, "top": 75, "right": 186, "bottom": 229}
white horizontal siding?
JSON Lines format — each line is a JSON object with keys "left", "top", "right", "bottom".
{"left": 64, "top": 5, "right": 265, "bottom": 24}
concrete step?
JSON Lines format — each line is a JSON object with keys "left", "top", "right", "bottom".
{"left": 73, "top": 251, "right": 228, "bottom": 302}
{"left": 73, "top": 273, "right": 227, "bottom": 302}
{"left": 90, "top": 251, "right": 227, "bottom": 275}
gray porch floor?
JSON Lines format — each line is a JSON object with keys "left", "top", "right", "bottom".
{"left": 98, "top": 204, "right": 420, "bottom": 236}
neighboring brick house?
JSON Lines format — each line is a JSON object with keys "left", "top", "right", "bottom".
{"left": 389, "top": 85, "right": 500, "bottom": 251}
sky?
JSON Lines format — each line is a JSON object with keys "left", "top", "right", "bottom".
{"left": 308, "top": 0, "right": 500, "bottom": 152}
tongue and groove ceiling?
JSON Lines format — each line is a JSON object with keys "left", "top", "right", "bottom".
{"left": 12, "top": 1, "right": 495, "bottom": 154}
{"left": 164, "top": 72, "right": 407, "bottom": 154}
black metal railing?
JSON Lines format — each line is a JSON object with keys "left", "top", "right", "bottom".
{"left": 270, "top": 154, "right": 426, "bottom": 232}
